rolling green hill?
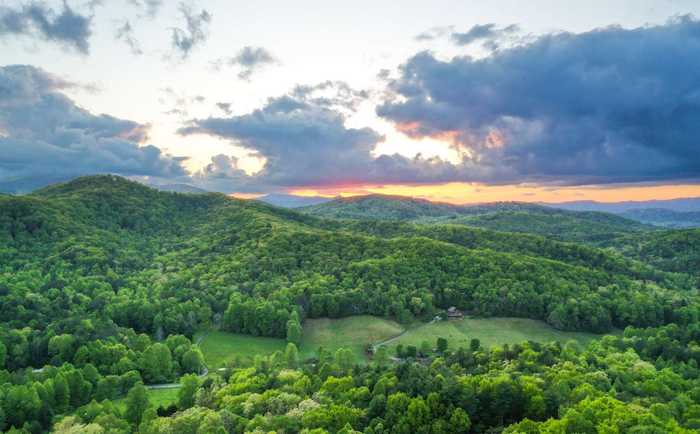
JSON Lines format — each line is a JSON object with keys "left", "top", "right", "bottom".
{"left": 620, "top": 208, "right": 700, "bottom": 228}
{"left": 300, "top": 194, "right": 654, "bottom": 243}
{"left": 604, "top": 229, "right": 700, "bottom": 280}
{"left": 2, "top": 175, "right": 700, "bottom": 433}
{"left": 2, "top": 175, "right": 693, "bottom": 342}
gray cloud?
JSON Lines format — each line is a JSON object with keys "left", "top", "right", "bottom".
{"left": 212, "top": 46, "right": 278, "bottom": 80}
{"left": 290, "top": 80, "right": 370, "bottom": 111}
{"left": 170, "top": 2, "right": 211, "bottom": 59}
{"left": 178, "top": 84, "right": 461, "bottom": 192}
{"left": 0, "top": 65, "right": 186, "bottom": 193}
{"left": 216, "top": 102, "right": 232, "bottom": 115}
{"left": 377, "top": 16, "right": 700, "bottom": 185}
{"left": 127, "top": 0, "right": 162, "bottom": 19}
{"left": 159, "top": 87, "right": 206, "bottom": 118}
{"left": 116, "top": 0, "right": 163, "bottom": 54}
{"left": 414, "top": 25, "right": 454, "bottom": 42}
{"left": 450, "top": 23, "right": 519, "bottom": 47}
{"left": 190, "top": 154, "right": 250, "bottom": 192}
{"left": 0, "top": 1, "right": 93, "bottom": 54}
{"left": 116, "top": 20, "right": 142, "bottom": 55}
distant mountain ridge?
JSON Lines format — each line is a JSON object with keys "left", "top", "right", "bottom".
{"left": 548, "top": 197, "right": 700, "bottom": 228}
{"left": 619, "top": 208, "right": 700, "bottom": 228}
{"left": 152, "top": 183, "right": 209, "bottom": 194}
{"left": 299, "top": 194, "right": 654, "bottom": 243}
{"left": 258, "top": 193, "right": 332, "bottom": 208}
{"left": 550, "top": 197, "right": 700, "bottom": 212}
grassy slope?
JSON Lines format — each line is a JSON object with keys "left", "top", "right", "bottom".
{"left": 197, "top": 316, "right": 403, "bottom": 367}
{"left": 197, "top": 316, "right": 611, "bottom": 367}
{"left": 384, "top": 317, "right": 605, "bottom": 353}
{"left": 299, "top": 316, "right": 404, "bottom": 362}
{"left": 114, "top": 388, "right": 179, "bottom": 411}
{"left": 195, "top": 331, "right": 288, "bottom": 368}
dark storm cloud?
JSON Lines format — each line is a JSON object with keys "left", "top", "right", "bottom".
{"left": 178, "top": 85, "right": 462, "bottom": 192}
{"left": 0, "top": 65, "right": 186, "bottom": 193}
{"left": 170, "top": 2, "right": 211, "bottom": 59}
{"left": 211, "top": 46, "right": 278, "bottom": 80}
{"left": 377, "top": 16, "right": 700, "bottom": 185}
{"left": 0, "top": 1, "right": 93, "bottom": 53}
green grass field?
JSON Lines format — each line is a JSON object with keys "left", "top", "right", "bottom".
{"left": 196, "top": 315, "right": 610, "bottom": 368}
{"left": 195, "top": 331, "right": 287, "bottom": 368}
{"left": 197, "top": 315, "right": 403, "bottom": 367}
{"left": 114, "top": 387, "right": 179, "bottom": 411}
{"left": 299, "top": 316, "right": 404, "bottom": 362}
{"left": 383, "top": 316, "right": 604, "bottom": 354}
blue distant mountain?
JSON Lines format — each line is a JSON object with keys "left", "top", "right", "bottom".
{"left": 550, "top": 197, "right": 700, "bottom": 212}
{"left": 258, "top": 193, "right": 333, "bottom": 208}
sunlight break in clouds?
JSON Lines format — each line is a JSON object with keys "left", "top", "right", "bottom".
{"left": 1, "top": 1, "right": 700, "bottom": 202}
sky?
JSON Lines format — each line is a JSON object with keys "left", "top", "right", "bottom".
{"left": 2, "top": 0, "right": 700, "bottom": 203}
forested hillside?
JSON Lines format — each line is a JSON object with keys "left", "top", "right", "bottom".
{"left": 620, "top": 208, "right": 700, "bottom": 228}
{"left": 300, "top": 195, "right": 654, "bottom": 243}
{"left": 1, "top": 176, "right": 699, "bottom": 433}
{"left": 604, "top": 229, "right": 700, "bottom": 280}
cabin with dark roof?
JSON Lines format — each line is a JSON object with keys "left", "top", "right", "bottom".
{"left": 446, "top": 306, "right": 463, "bottom": 320}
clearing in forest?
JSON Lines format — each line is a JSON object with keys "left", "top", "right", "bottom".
{"left": 197, "top": 316, "right": 403, "bottom": 367}
{"left": 196, "top": 315, "right": 609, "bottom": 368}
{"left": 383, "top": 316, "right": 603, "bottom": 353}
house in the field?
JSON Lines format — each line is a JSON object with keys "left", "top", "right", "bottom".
{"left": 446, "top": 306, "right": 463, "bottom": 320}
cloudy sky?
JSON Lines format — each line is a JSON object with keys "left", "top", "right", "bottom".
{"left": 2, "top": 0, "right": 700, "bottom": 203}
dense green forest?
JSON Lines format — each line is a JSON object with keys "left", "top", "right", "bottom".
{"left": 1, "top": 176, "right": 699, "bottom": 433}
{"left": 602, "top": 229, "right": 700, "bottom": 281}
{"left": 300, "top": 195, "right": 655, "bottom": 243}
{"left": 620, "top": 208, "right": 700, "bottom": 228}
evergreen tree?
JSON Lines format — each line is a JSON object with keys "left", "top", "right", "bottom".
{"left": 285, "top": 343, "right": 299, "bottom": 369}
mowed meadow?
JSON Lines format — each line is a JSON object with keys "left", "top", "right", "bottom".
{"left": 196, "top": 316, "right": 403, "bottom": 367}
{"left": 195, "top": 315, "right": 609, "bottom": 368}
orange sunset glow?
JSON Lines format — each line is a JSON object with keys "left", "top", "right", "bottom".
{"left": 287, "top": 182, "right": 700, "bottom": 204}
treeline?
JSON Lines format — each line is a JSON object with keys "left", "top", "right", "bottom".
{"left": 222, "top": 295, "right": 298, "bottom": 339}
{"left": 0, "top": 330, "right": 204, "bottom": 383}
